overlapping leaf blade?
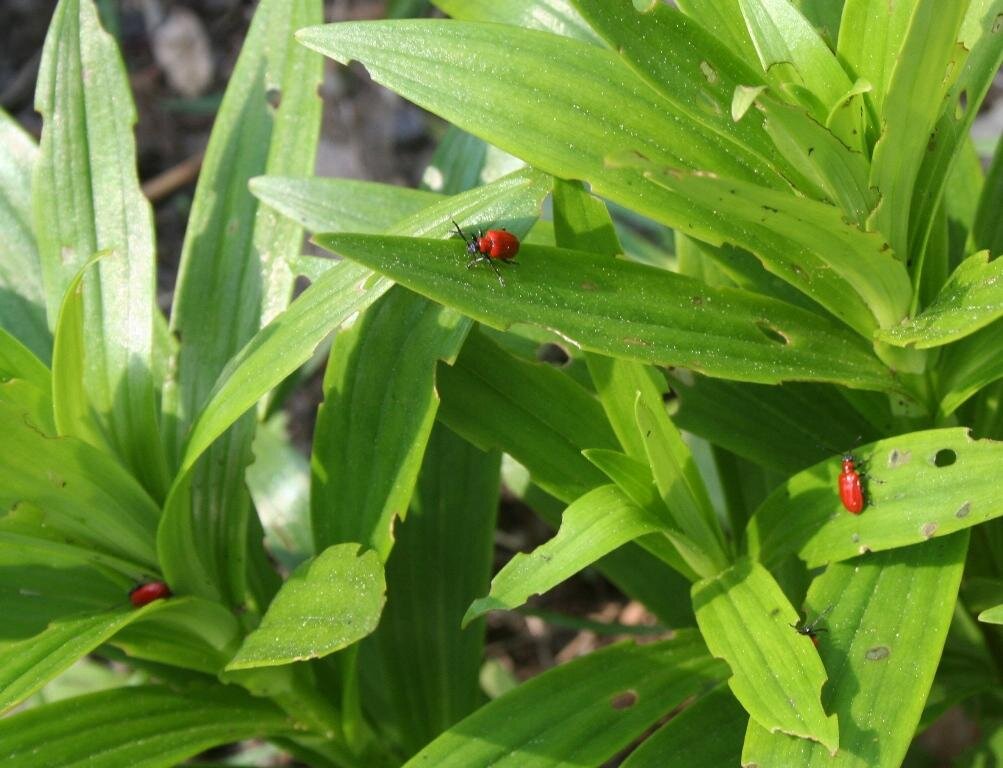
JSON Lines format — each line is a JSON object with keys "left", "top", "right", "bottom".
{"left": 0, "top": 685, "right": 294, "bottom": 768}
{"left": 158, "top": 0, "right": 322, "bottom": 606}
{"left": 742, "top": 534, "right": 968, "bottom": 768}
{"left": 363, "top": 423, "right": 500, "bottom": 755}
{"left": 401, "top": 634, "right": 728, "bottom": 768}
{"left": 877, "top": 250, "right": 1003, "bottom": 348}
{"left": 692, "top": 558, "right": 839, "bottom": 752}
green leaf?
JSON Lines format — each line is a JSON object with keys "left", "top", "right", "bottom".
{"left": 667, "top": 374, "right": 881, "bottom": 475}
{"left": 836, "top": 0, "right": 914, "bottom": 121}
{"left": 938, "top": 320, "right": 1003, "bottom": 417}
{"left": 758, "top": 95, "right": 875, "bottom": 225}
{"left": 160, "top": 0, "right": 321, "bottom": 607}
{"left": 402, "top": 633, "right": 729, "bottom": 768}
{"left": 167, "top": 0, "right": 323, "bottom": 446}
{"left": 0, "top": 526, "right": 136, "bottom": 641}
{"left": 675, "top": 0, "right": 760, "bottom": 69}
{"left": 246, "top": 415, "right": 314, "bottom": 571}
{"left": 742, "top": 534, "right": 967, "bottom": 768}
{"left": 692, "top": 558, "right": 839, "bottom": 752}
{"left": 621, "top": 684, "right": 745, "bottom": 768}
{"left": 568, "top": 0, "right": 788, "bottom": 183}
{"left": 0, "top": 684, "right": 294, "bottom": 767}
{"left": 635, "top": 165, "right": 911, "bottom": 337}
{"left": 974, "top": 128, "right": 1003, "bottom": 255}
{"left": 437, "top": 328, "right": 617, "bottom": 502}
{"left": 746, "top": 428, "right": 1001, "bottom": 569}
{"left": 251, "top": 175, "right": 441, "bottom": 235}
{"left": 0, "top": 326, "right": 50, "bottom": 394}
{"left": 111, "top": 596, "right": 242, "bottom": 675}
{"left": 364, "top": 423, "right": 500, "bottom": 755}
{"left": 0, "top": 391, "right": 159, "bottom": 568}
{"left": 33, "top": 0, "right": 166, "bottom": 498}
{"left": 316, "top": 233, "right": 894, "bottom": 391}
{"left": 226, "top": 543, "right": 386, "bottom": 670}
{"left": 0, "top": 109, "right": 49, "bottom": 362}
{"left": 738, "top": 0, "right": 856, "bottom": 132}
{"left": 979, "top": 604, "right": 1003, "bottom": 624}
{"left": 637, "top": 397, "right": 729, "bottom": 577}
{"left": 0, "top": 601, "right": 174, "bottom": 714}
{"left": 253, "top": 2, "right": 323, "bottom": 326}
{"left": 463, "top": 485, "right": 664, "bottom": 626}
{"left": 52, "top": 254, "right": 113, "bottom": 453}
{"left": 296, "top": 20, "right": 800, "bottom": 240}
{"left": 176, "top": 260, "right": 392, "bottom": 479}
{"left": 583, "top": 449, "right": 702, "bottom": 582}
{"left": 434, "top": 0, "right": 603, "bottom": 45}
{"left": 877, "top": 251, "right": 1003, "bottom": 348}
{"left": 907, "top": 0, "right": 1003, "bottom": 272}
{"left": 867, "top": 1, "right": 968, "bottom": 264}
{"left": 312, "top": 288, "right": 468, "bottom": 561}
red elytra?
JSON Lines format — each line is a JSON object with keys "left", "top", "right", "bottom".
{"left": 474, "top": 229, "right": 520, "bottom": 260}
{"left": 451, "top": 219, "right": 520, "bottom": 285}
{"left": 129, "top": 581, "right": 172, "bottom": 607}
{"left": 838, "top": 453, "right": 864, "bottom": 514}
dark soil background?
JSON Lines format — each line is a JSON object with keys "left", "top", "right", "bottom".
{"left": 2, "top": 2, "right": 998, "bottom": 766}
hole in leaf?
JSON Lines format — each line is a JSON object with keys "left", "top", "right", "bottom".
{"left": 536, "top": 343, "right": 570, "bottom": 367}
{"left": 934, "top": 449, "right": 956, "bottom": 467}
{"left": 755, "top": 322, "right": 789, "bottom": 345}
{"left": 611, "top": 690, "right": 638, "bottom": 710}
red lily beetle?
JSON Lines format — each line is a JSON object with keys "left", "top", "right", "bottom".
{"left": 129, "top": 580, "right": 171, "bottom": 607}
{"left": 451, "top": 219, "right": 520, "bottom": 286}
{"left": 838, "top": 453, "right": 864, "bottom": 514}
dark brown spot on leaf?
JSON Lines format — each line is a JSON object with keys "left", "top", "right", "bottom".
{"left": 921, "top": 522, "right": 938, "bottom": 539}
{"left": 611, "top": 690, "right": 638, "bottom": 710}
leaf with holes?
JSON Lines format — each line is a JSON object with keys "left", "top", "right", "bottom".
{"left": 747, "top": 428, "right": 1001, "bottom": 569}
{"left": 315, "top": 234, "right": 894, "bottom": 392}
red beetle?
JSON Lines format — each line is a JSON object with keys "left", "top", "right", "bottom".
{"left": 838, "top": 453, "right": 864, "bottom": 514}
{"left": 129, "top": 580, "right": 172, "bottom": 607}
{"left": 451, "top": 219, "right": 520, "bottom": 286}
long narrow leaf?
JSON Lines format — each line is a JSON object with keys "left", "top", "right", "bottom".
{"left": 33, "top": 0, "right": 166, "bottom": 497}
{"left": 159, "top": 0, "right": 322, "bottom": 606}
{"left": 692, "top": 558, "right": 839, "bottom": 752}
{"left": 402, "top": 634, "right": 728, "bottom": 768}
{"left": 464, "top": 485, "right": 666, "bottom": 625}
{"left": 364, "top": 423, "right": 500, "bottom": 755}
{"left": 315, "top": 233, "right": 895, "bottom": 391}
{"left": 0, "top": 110, "right": 49, "bottom": 361}
{"left": 742, "top": 534, "right": 968, "bottom": 768}
{"left": 0, "top": 685, "right": 294, "bottom": 768}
